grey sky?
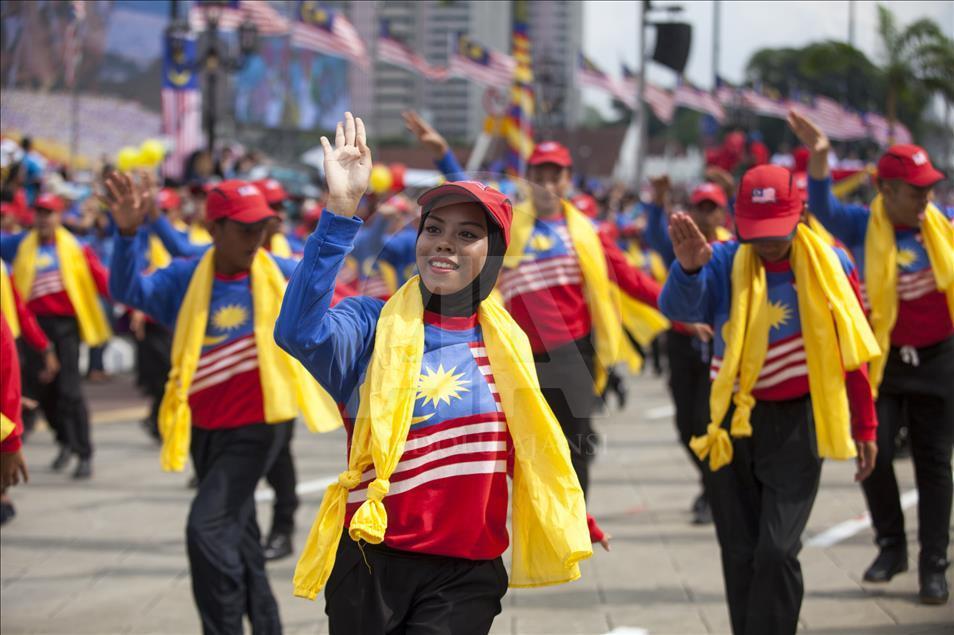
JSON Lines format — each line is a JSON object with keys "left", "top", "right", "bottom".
{"left": 582, "top": 0, "right": 954, "bottom": 114}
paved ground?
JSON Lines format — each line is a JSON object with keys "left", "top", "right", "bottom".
{"left": 1, "top": 370, "right": 951, "bottom": 634}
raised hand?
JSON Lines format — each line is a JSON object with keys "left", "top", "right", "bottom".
{"left": 322, "top": 112, "right": 372, "bottom": 217}
{"left": 787, "top": 110, "right": 831, "bottom": 180}
{"left": 102, "top": 171, "right": 147, "bottom": 236}
{"left": 669, "top": 212, "right": 713, "bottom": 273}
{"left": 650, "top": 175, "right": 671, "bottom": 207}
{"left": 137, "top": 170, "right": 160, "bottom": 223}
{"left": 402, "top": 110, "right": 449, "bottom": 159}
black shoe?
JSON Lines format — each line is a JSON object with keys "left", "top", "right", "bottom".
{"left": 0, "top": 501, "right": 15, "bottom": 525}
{"left": 50, "top": 447, "right": 72, "bottom": 472}
{"left": 72, "top": 458, "right": 92, "bottom": 480}
{"left": 691, "top": 494, "right": 712, "bottom": 525}
{"left": 919, "top": 557, "right": 950, "bottom": 605}
{"left": 263, "top": 532, "right": 293, "bottom": 561}
{"left": 863, "top": 547, "right": 908, "bottom": 583}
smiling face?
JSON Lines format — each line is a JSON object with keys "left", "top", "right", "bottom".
{"left": 528, "top": 163, "right": 572, "bottom": 217}
{"left": 415, "top": 202, "right": 489, "bottom": 295}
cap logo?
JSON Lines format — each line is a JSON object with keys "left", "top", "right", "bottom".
{"left": 459, "top": 180, "right": 488, "bottom": 190}
{"left": 237, "top": 185, "right": 259, "bottom": 197}
{"left": 538, "top": 142, "right": 557, "bottom": 151}
{"left": 911, "top": 151, "right": 927, "bottom": 166}
{"left": 751, "top": 187, "right": 776, "bottom": 203}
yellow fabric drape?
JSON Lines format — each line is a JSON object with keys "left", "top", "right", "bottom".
{"left": 270, "top": 233, "right": 293, "bottom": 258}
{"left": 189, "top": 224, "right": 213, "bottom": 245}
{"left": 807, "top": 214, "right": 837, "bottom": 247}
{"left": 715, "top": 226, "right": 734, "bottom": 242}
{"left": 691, "top": 224, "right": 880, "bottom": 470}
{"left": 12, "top": 228, "right": 111, "bottom": 346}
{"left": 0, "top": 412, "right": 14, "bottom": 443}
{"left": 293, "top": 277, "right": 592, "bottom": 600}
{"left": 865, "top": 198, "right": 954, "bottom": 392}
{"left": 0, "top": 261, "right": 20, "bottom": 338}
{"left": 158, "top": 249, "right": 341, "bottom": 472}
{"left": 149, "top": 235, "right": 172, "bottom": 271}
{"left": 505, "top": 200, "right": 667, "bottom": 392}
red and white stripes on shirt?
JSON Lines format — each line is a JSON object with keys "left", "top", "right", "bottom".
{"left": 189, "top": 334, "right": 259, "bottom": 396}
{"left": 710, "top": 333, "right": 810, "bottom": 401}
{"left": 29, "top": 269, "right": 65, "bottom": 300}
{"left": 188, "top": 333, "right": 265, "bottom": 429}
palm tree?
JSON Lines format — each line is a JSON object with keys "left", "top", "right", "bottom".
{"left": 876, "top": 4, "right": 954, "bottom": 142}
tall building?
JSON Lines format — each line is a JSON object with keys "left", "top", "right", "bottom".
{"left": 348, "top": 1, "right": 582, "bottom": 144}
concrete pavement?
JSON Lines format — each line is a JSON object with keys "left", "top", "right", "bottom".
{"left": 1, "top": 371, "right": 951, "bottom": 634}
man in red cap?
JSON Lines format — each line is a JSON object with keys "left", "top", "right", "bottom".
{"left": 791, "top": 110, "right": 953, "bottom": 604}
{"left": 1, "top": 193, "right": 110, "bottom": 479}
{"left": 660, "top": 163, "right": 880, "bottom": 635}
{"left": 105, "top": 175, "right": 306, "bottom": 634}
{"left": 253, "top": 177, "right": 302, "bottom": 259}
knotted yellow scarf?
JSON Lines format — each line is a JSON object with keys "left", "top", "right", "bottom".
{"left": 158, "top": 248, "right": 342, "bottom": 471}
{"left": 505, "top": 200, "right": 668, "bottom": 392}
{"left": 1, "top": 261, "right": 21, "bottom": 338}
{"left": 12, "top": 227, "right": 111, "bottom": 347}
{"left": 690, "top": 224, "right": 880, "bottom": 471}
{"left": 865, "top": 197, "right": 954, "bottom": 393}
{"left": 293, "top": 277, "right": 592, "bottom": 600}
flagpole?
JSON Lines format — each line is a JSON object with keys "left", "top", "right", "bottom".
{"left": 634, "top": 0, "right": 648, "bottom": 195}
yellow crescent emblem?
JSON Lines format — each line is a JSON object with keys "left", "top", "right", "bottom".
{"left": 202, "top": 334, "right": 227, "bottom": 347}
{"left": 167, "top": 69, "right": 192, "bottom": 87}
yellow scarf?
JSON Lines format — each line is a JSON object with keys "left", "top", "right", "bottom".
{"left": 149, "top": 235, "right": 172, "bottom": 271}
{"left": 293, "top": 277, "right": 592, "bottom": 600}
{"left": 691, "top": 224, "right": 880, "bottom": 470}
{"left": 189, "top": 224, "right": 213, "bottom": 245}
{"left": 0, "top": 413, "right": 14, "bottom": 443}
{"left": 1, "top": 261, "right": 20, "bottom": 338}
{"left": 158, "top": 248, "right": 342, "bottom": 472}
{"left": 865, "top": 197, "right": 954, "bottom": 393}
{"left": 269, "top": 233, "right": 293, "bottom": 258}
{"left": 505, "top": 200, "right": 668, "bottom": 392}
{"left": 624, "top": 244, "right": 668, "bottom": 284}
{"left": 12, "top": 227, "right": 111, "bottom": 347}
{"left": 807, "top": 214, "right": 837, "bottom": 247}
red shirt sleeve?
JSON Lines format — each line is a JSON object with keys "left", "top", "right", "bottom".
{"left": 599, "top": 230, "right": 661, "bottom": 307}
{"left": 843, "top": 265, "right": 877, "bottom": 442}
{"left": 11, "top": 284, "right": 49, "bottom": 351}
{"left": 83, "top": 244, "right": 111, "bottom": 299}
{"left": 1, "top": 316, "right": 23, "bottom": 453}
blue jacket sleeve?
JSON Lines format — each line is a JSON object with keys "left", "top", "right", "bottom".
{"left": 435, "top": 150, "right": 466, "bottom": 182}
{"left": 0, "top": 232, "right": 26, "bottom": 263}
{"left": 108, "top": 230, "right": 196, "bottom": 328}
{"left": 275, "top": 210, "right": 383, "bottom": 402}
{"left": 807, "top": 176, "right": 869, "bottom": 249}
{"left": 658, "top": 242, "right": 735, "bottom": 324}
{"left": 153, "top": 215, "right": 209, "bottom": 259}
{"left": 643, "top": 203, "right": 675, "bottom": 266}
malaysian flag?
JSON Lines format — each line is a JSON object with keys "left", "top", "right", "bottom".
{"left": 740, "top": 84, "right": 789, "bottom": 118}
{"left": 161, "top": 35, "right": 203, "bottom": 181}
{"left": 577, "top": 53, "right": 618, "bottom": 95}
{"left": 377, "top": 20, "right": 447, "bottom": 81}
{"left": 808, "top": 96, "right": 866, "bottom": 141}
{"left": 448, "top": 33, "right": 515, "bottom": 89}
{"left": 63, "top": 1, "right": 87, "bottom": 88}
{"left": 673, "top": 79, "right": 725, "bottom": 122}
{"left": 865, "top": 113, "right": 913, "bottom": 146}
{"left": 291, "top": 2, "right": 369, "bottom": 69}
{"left": 502, "top": 14, "right": 534, "bottom": 174}
{"left": 619, "top": 64, "right": 675, "bottom": 123}
{"left": 188, "top": 0, "right": 288, "bottom": 35}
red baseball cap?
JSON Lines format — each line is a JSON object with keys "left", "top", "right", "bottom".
{"left": 33, "top": 193, "right": 65, "bottom": 213}
{"left": 571, "top": 193, "right": 599, "bottom": 218}
{"left": 528, "top": 141, "right": 572, "bottom": 168}
{"left": 253, "top": 178, "right": 288, "bottom": 205}
{"left": 734, "top": 165, "right": 803, "bottom": 242}
{"left": 205, "top": 180, "right": 277, "bottom": 224}
{"left": 877, "top": 144, "right": 944, "bottom": 187}
{"left": 792, "top": 171, "right": 809, "bottom": 203}
{"left": 157, "top": 188, "right": 181, "bottom": 210}
{"left": 417, "top": 180, "right": 513, "bottom": 247}
{"left": 691, "top": 183, "right": 728, "bottom": 208}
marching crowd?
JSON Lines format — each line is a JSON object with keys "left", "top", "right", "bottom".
{"left": 0, "top": 107, "right": 951, "bottom": 635}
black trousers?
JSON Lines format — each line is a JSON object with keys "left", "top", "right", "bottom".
{"left": 862, "top": 335, "right": 954, "bottom": 563}
{"left": 534, "top": 336, "right": 597, "bottom": 498}
{"left": 706, "top": 396, "right": 822, "bottom": 635}
{"left": 325, "top": 538, "right": 508, "bottom": 635}
{"left": 665, "top": 330, "right": 712, "bottom": 493}
{"left": 26, "top": 316, "right": 92, "bottom": 458}
{"left": 265, "top": 420, "right": 298, "bottom": 536}
{"left": 136, "top": 322, "right": 172, "bottom": 429}
{"left": 188, "top": 421, "right": 289, "bottom": 635}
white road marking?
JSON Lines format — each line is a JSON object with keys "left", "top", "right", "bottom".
{"left": 602, "top": 628, "right": 650, "bottom": 635}
{"left": 255, "top": 475, "right": 337, "bottom": 503}
{"left": 806, "top": 488, "right": 919, "bottom": 548}
{"left": 645, "top": 404, "right": 675, "bottom": 420}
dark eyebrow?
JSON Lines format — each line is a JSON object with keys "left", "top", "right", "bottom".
{"left": 460, "top": 221, "right": 486, "bottom": 230}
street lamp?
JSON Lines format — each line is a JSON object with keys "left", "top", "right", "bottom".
{"left": 198, "top": 1, "right": 259, "bottom": 155}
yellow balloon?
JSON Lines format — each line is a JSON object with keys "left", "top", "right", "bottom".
{"left": 116, "top": 146, "right": 139, "bottom": 172}
{"left": 140, "top": 139, "right": 165, "bottom": 167}
{"left": 369, "top": 165, "right": 393, "bottom": 194}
